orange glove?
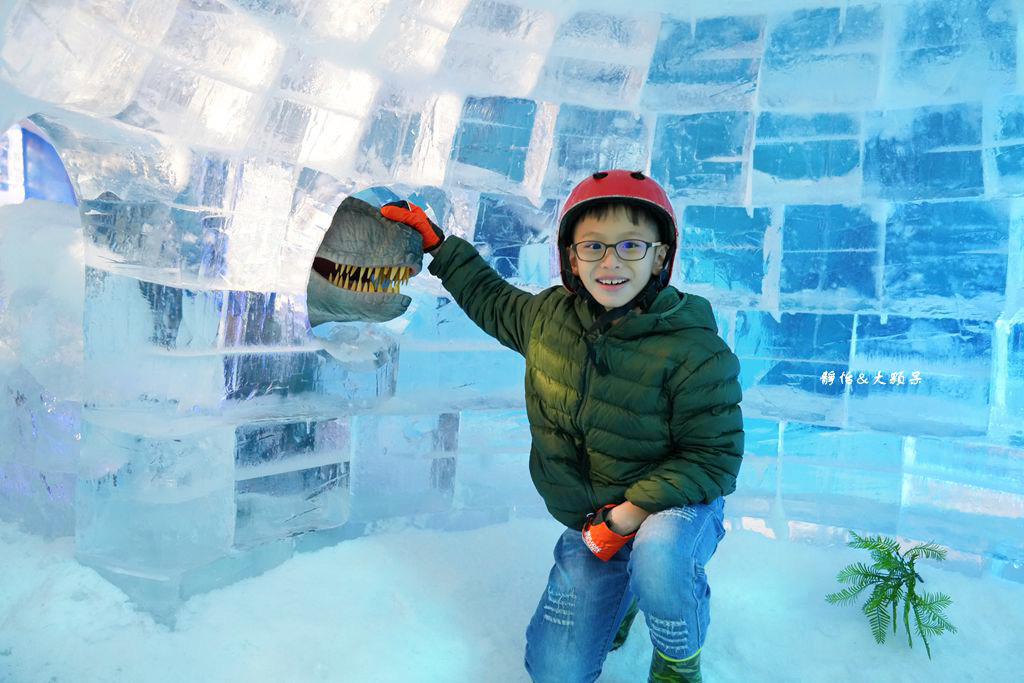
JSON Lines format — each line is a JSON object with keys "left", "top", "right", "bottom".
{"left": 582, "top": 504, "right": 636, "bottom": 562}
{"left": 380, "top": 201, "right": 445, "bottom": 253}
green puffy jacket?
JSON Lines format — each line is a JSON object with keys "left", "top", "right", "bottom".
{"left": 428, "top": 236, "right": 744, "bottom": 530}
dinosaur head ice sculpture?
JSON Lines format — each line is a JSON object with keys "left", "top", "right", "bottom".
{"left": 306, "top": 196, "right": 424, "bottom": 326}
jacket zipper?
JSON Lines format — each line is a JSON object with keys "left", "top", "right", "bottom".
{"left": 575, "top": 336, "right": 598, "bottom": 511}
{"left": 575, "top": 345, "right": 592, "bottom": 433}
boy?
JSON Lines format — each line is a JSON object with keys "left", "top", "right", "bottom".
{"left": 381, "top": 170, "right": 743, "bottom": 683}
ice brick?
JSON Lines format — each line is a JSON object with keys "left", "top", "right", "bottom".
{"left": 898, "top": 436, "right": 1024, "bottom": 558}
{"left": 81, "top": 197, "right": 229, "bottom": 281}
{"left": 553, "top": 10, "right": 658, "bottom": 53}
{"left": 0, "top": 365, "right": 79, "bottom": 537}
{"left": 233, "top": 418, "right": 351, "bottom": 545}
{"left": 651, "top": 111, "right": 750, "bottom": 203}
{"left": 683, "top": 205, "right": 769, "bottom": 248}
{"left": 989, "top": 317, "right": 1024, "bottom": 447}
{"left": 777, "top": 422, "right": 904, "bottom": 533}
{"left": 864, "top": 104, "right": 984, "bottom": 201}
{"left": 348, "top": 413, "right": 459, "bottom": 522}
{"left": 760, "top": 6, "right": 882, "bottom": 108}
{"left": 536, "top": 57, "right": 646, "bottom": 110}
{"left": 302, "top": 0, "right": 388, "bottom": 41}
{"left": 72, "top": 420, "right": 236, "bottom": 622}
{"left": 676, "top": 245, "right": 765, "bottom": 300}
{"left": 753, "top": 140, "right": 860, "bottom": 181}
{"left": 733, "top": 416, "right": 780, "bottom": 497}
{"left": 847, "top": 373, "right": 989, "bottom": 438}
{"left": 541, "top": 11, "right": 657, "bottom": 108}
{"left": 277, "top": 48, "right": 377, "bottom": 116}
{"left": 29, "top": 111, "right": 191, "bottom": 204}
{"left": 76, "top": 422, "right": 236, "bottom": 572}
{"left": 378, "top": 14, "right": 451, "bottom": 74}
{"left": 452, "top": 0, "right": 555, "bottom": 44}
{"left": 453, "top": 408, "right": 544, "bottom": 517}
{"left": 395, "top": 293, "right": 527, "bottom": 409}
{"left": 441, "top": 40, "right": 546, "bottom": 97}
{"left": 159, "top": 3, "right": 282, "bottom": 91}
{"left": 644, "top": 15, "right": 765, "bottom": 110}
{"left": 357, "top": 97, "right": 423, "bottom": 177}
{"left": 225, "top": 334, "right": 398, "bottom": 409}
{"left": 231, "top": 0, "right": 309, "bottom": 19}
{"left": 472, "top": 193, "right": 557, "bottom": 281}
{"left": 84, "top": 270, "right": 309, "bottom": 354}
{"left": 451, "top": 97, "right": 537, "bottom": 183}
{"left": 992, "top": 95, "right": 1024, "bottom": 197}
{"left": 891, "top": 0, "right": 1016, "bottom": 105}
{"left": 735, "top": 312, "right": 855, "bottom": 424}
{"left": 882, "top": 200, "right": 1007, "bottom": 318}
{"left": 542, "top": 105, "right": 648, "bottom": 197}
{"left": 734, "top": 311, "right": 854, "bottom": 362}
{"left": 235, "top": 462, "right": 349, "bottom": 546}
{"left": 752, "top": 112, "right": 862, "bottom": 202}
{"left": 782, "top": 204, "right": 878, "bottom": 251}
{"left": 758, "top": 113, "right": 860, "bottom": 139}
{"left": 678, "top": 206, "right": 766, "bottom": 297}
{"left": 116, "top": 57, "right": 259, "bottom": 150}
{"left": 0, "top": 1, "right": 160, "bottom": 115}
{"left": 780, "top": 204, "right": 880, "bottom": 306}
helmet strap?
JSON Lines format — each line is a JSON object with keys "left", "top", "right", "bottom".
{"left": 579, "top": 273, "right": 667, "bottom": 375}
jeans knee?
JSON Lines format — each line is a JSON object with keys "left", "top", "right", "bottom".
{"left": 630, "top": 538, "right": 695, "bottom": 599}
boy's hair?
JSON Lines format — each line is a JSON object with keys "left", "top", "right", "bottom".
{"left": 571, "top": 200, "right": 669, "bottom": 242}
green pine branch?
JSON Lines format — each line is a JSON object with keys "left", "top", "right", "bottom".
{"left": 825, "top": 531, "right": 958, "bottom": 660}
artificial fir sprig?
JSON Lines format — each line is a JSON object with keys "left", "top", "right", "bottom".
{"left": 825, "top": 531, "right": 957, "bottom": 659}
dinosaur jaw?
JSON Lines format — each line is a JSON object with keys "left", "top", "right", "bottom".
{"left": 310, "top": 257, "right": 420, "bottom": 295}
{"left": 306, "top": 256, "right": 418, "bottom": 326}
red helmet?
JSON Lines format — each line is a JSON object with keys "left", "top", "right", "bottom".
{"left": 556, "top": 170, "right": 677, "bottom": 293}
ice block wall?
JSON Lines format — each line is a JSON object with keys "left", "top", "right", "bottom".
{"left": 1, "top": 0, "right": 1023, "bottom": 619}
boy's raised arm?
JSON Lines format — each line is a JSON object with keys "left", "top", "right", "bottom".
{"left": 382, "top": 202, "right": 544, "bottom": 356}
{"left": 426, "top": 236, "right": 543, "bottom": 356}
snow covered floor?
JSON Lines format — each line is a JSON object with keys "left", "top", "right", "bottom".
{"left": 1, "top": 517, "right": 1020, "bottom": 682}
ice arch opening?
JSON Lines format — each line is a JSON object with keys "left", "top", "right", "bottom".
{"left": 0, "top": 119, "right": 81, "bottom": 539}
{"left": 1, "top": 0, "right": 1023, "bottom": 622}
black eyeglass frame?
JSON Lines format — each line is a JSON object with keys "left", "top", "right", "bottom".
{"left": 570, "top": 240, "right": 664, "bottom": 262}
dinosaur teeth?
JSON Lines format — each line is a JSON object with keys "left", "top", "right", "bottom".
{"left": 323, "top": 263, "right": 413, "bottom": 294}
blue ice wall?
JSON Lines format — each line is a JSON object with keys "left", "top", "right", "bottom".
{"left": 0, "top": 0, "right": 1022, "bottom": 619}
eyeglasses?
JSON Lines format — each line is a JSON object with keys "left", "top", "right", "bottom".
{"left": 571, "top": 240, "right": 662, "bottom": 262}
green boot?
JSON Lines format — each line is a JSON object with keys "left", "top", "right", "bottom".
{"left": 648, "top": 648, "right": 702, "bottom": 683}
{"left": 609, "top": 597, "right": 640, "bottom": 652}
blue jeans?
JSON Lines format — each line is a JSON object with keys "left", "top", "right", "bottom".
{"left": 524, "top": 497, "right": 726, "bottom": 683}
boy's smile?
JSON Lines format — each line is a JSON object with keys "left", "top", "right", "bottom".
{"left": 568, "top": 207, "right": 669, "bottom": 312}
